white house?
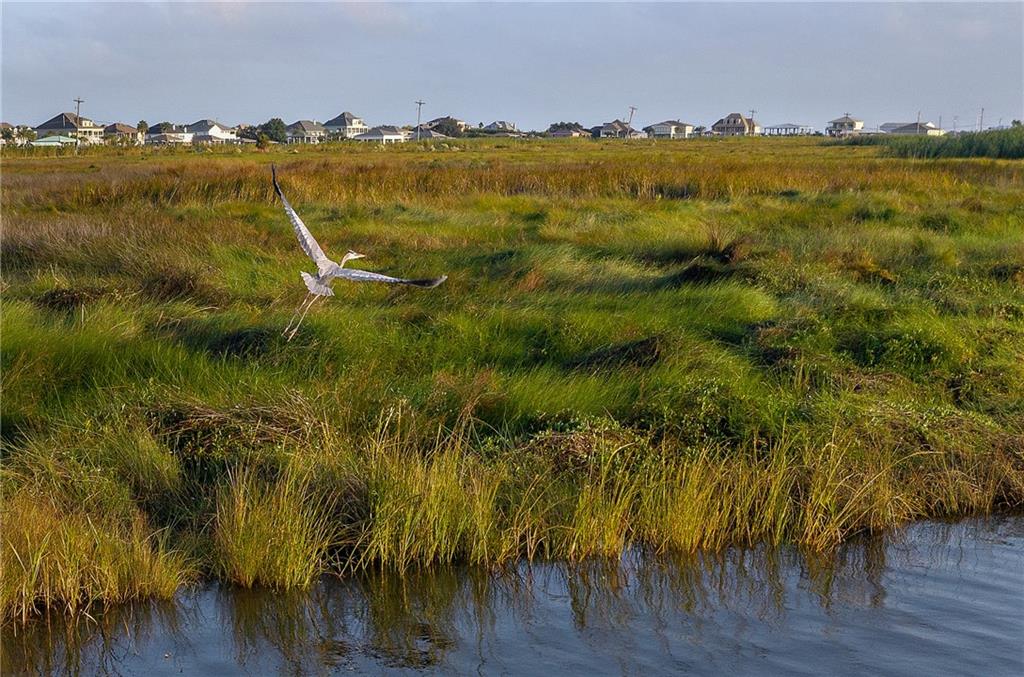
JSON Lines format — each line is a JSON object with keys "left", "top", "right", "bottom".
{"left": 324, "top": 111, "right": 368, "bottom": 138}
{"left": 35, "top": 112, "right": 104, "bottom": 144}
{"left": 146, "top": 124, "right": 194, "bottom": 145}
{"left": 826, "top": 115, "right": 864, "bottom": 137}
{"left": 763, "top": 123, "right": 816, "bottom": 136}
{"left": 643, "top": 120, "right": 695, "bottom": 139}
{"left": 353, "top": 126, "right": 407, "bottom": 144}
{"left": 286, "top": 120, "right": 327, "bottom": 144}
{"left": 186, "top": 119, "right": 238, "bottom": 144}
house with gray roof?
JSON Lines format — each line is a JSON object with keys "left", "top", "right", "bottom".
{"left": 886, "top": 121, "right": 946, "bottom": 136}
{"left": 103, "top": 123, "right": 143, "bottom": 145}
{"left": 592, "top": 119, "right": 642, "bottom": 139}
{"left": 764, "top": 123, "right": 816, "bottom": 136}
{"left": 643, "top": 120, "right": 695, "bottom": 139}
{"left": 324, "top": 111, "right": 368, "bottom": 138}
{"left": 353, "top": 126, "right": 408, "bottom": 144}
{"left": 826, "top": 115, "right": 864, "bottom": 137}
{"left": 35, "top": 112, "right": 104, "bottom": 144}
{"left": 711, "top": 113, "right": 760, "bottom": 137}
{"left": 286, "top": 120, "right": 327, "bottom": 144}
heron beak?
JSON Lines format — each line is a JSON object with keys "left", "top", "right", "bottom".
{"left": 349, "top": 251, "right": 366, "bottom": 259}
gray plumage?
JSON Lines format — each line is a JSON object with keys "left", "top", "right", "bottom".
{"left": 272, "top": 165, "right": 446, "bottom": 339}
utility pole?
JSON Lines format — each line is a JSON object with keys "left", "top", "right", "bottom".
{"left": 979, "top": 107, "right": 984, "bottom": 132}
{"left": 953, "top": 115, "right": 958, "bottom": 132}
{"left": 74, "top": 97, "right": 84, "bottom": 118}
{"left": 415, "top": 100, "right": 425, "bottom": 141}
{"left": 749, "top": 109, "right": 758, "bottom": 135}
{"left": 627, "top": 105, "right": 637, "bottom": 135}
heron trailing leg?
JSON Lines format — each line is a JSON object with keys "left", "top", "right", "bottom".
{"left": 283, "top": 292, "right": 314, "bottom": 337}
{"left": 287, "top": 294, "right": 322, "bottom": 341}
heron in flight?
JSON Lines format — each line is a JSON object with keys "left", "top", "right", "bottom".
{"left": 272, "top": 166, "right": 446, "bottom": 340}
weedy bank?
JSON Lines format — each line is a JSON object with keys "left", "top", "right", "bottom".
{"left": 2, "top": 137, "right": 1022, "bottom": 624}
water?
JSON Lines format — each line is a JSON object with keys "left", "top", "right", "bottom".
{"left": 4, "top": 517, "right": 1022, "bottom": 676}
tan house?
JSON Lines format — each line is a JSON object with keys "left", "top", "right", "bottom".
{"left": 103, "top": 123, "right": 144, "bottom": 145}
{"left": 826, "top": 115, "right": 864, "bottom": 137}
{"left": 643, "top": 120, "right": 695, "bottom": 139}
{"left": 35, "top": 112, "right": 104, "bottom": 144}
{"left": 711, "top": 113, "right": 760, "bottom": 136}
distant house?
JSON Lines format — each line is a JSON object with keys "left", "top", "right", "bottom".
{"left": 0, "top": 122, "right": 20, "bottom": 146}
{"left": 547, "top": 122, "right": 589, "bottom": 138}
{"left": 592, "top": 119, "right": 641, "bottom": 139}
{"left": 146, "top": 124, "right": 193, "bottom": 145}
{"left": 408, "top": 128, "right": 450, "bottom": 140}
{"left": 31, "top": 135, "right": 79, "bottom": 147}
{"left": 324, "top": 111, "right": 368, "bottom": 138}
{"left": 826, "top": 115, "right": 864, "bottom": 137}
{"left": 886, "top": 121, "right": 946, "bottom": 136}
{"left": 711, "top": 113, "right": 760, "bottom": 137}
{"left": 763, "top": 123, "right": 816, "bottom": 136}
{"left": 880, "top": 122, "right": 909, "bottom": 133}
{"left": 353, "top": 126, "right": 408, "bottom": 144}
{"left": 286, "top": 120, "right": 327, "bottom": 144}
{"left": 642, "top": 120, "right": 695, "bottom": 139}
{"left": 103, "top": 123, "right": 144, "bottom": 145}
{"left": 425, "top": 116, "right": 467, "bottom": 133}
{"left": 34, "top": 112, "right": 104, "bottom": 144}
{"left": 185, "top": 119, "right": 238, "bottom": 144}
{"left": 483, "top": 120, "right": 518, "bottom": 133}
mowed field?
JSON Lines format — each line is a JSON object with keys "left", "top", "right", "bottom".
{"left": 2, "top": 138, "right": 1023, "bottom": 623}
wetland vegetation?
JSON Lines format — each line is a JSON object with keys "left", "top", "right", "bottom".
{"left": 2, "top": 137, "right": 1022, "bottom": 625}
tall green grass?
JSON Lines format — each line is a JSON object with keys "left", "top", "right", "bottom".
{"left": 830, "top": 126, "right": 1024, "bottom": 159}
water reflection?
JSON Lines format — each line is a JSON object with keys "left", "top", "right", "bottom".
{"left": 4, "top": 517, "right": 1021, "bottom": 676}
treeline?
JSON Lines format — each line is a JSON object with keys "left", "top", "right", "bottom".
{"left": 831, "top": 125, "right": 1024, "bottom": 159}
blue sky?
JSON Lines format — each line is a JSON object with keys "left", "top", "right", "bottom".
{"left": 2, "top": 2, "right": 1021, "bottom": 131}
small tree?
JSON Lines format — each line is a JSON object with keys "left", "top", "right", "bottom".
{"left": 1012, "top": 120, "right": 1022, "bottom": 128}
{"left": 137, "top": 120, "right": 149, "bottom": 135}
{"left": 256, "top": 133, "right": 270, "bottom": 150}
{"left": 18, "top": 127, "right": 37, "bottom": 142}
{"left": 260, "top": 118, "right": 288, "bottom": 143}
{"left": 1, "top": 127, "right": 14, "bottom": 143}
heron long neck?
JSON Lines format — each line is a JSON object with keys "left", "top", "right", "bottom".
{"left": 339, "top": 252, "right": 356, "bottom": 268}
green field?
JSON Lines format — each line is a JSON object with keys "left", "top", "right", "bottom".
{"left": 2, "top": 137, "right": 1022, "bottom": 623}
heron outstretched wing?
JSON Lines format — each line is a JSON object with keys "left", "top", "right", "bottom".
{"left": 272, "top": 165, "right": 334, "bottom": 276}
{"left": 332, "top": 268, "right": 448, "bottom": 288}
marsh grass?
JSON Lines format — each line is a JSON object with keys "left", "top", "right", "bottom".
{"left": 2, "top": 138, "right": 1022, "bottom": 623}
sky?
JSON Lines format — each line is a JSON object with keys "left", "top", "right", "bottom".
{"left": 2, "top": 2, "right": 1021, "bottom": 132}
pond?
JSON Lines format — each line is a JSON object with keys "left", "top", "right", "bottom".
{"left": 3, "top": 516, "right": 1022, "bottom": 676}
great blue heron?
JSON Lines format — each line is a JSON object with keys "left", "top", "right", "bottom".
{"left": 272, "top": 166, "right": 447, "bottom": 340}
